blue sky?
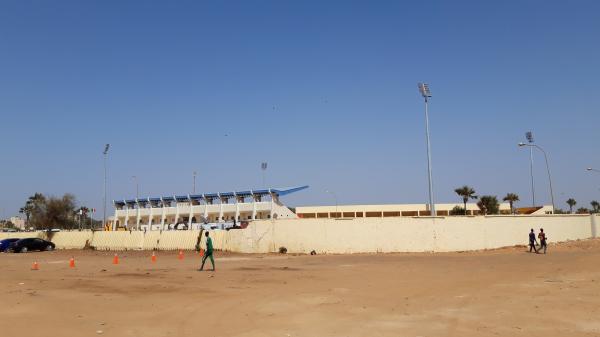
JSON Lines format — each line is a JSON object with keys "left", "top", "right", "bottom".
{"left": 1, "top": 1, "right": 599, "bottom": 219}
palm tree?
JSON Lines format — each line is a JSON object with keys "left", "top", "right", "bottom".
{"left": 20, "top": 193, "right": 46, "bottom": 229}
{"left": 454, "top": 186, "right": 477, "bottom": 215}
{"left": 566, "top": 198, "right": 577, "bottom": 214}
{"left": 503, "top": 193, "right": 520, "bottom": 214}
{"left": 591, "top": 200, "right": 600, "bottom": 213}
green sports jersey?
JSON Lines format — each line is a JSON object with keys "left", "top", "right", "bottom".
{"left": 206, "top": 237, "right": 213, "bottom": 253}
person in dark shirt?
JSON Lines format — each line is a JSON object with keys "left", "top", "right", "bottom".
{"left": 199, "top": 231, "right": 215, "bottom": 271}
{"left": 538, "top": 228, "right": 548, "bottom": 254}
{"left": 529, "top": 229, "right": 539, "bottom": 253}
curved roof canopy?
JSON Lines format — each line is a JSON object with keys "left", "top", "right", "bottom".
{"left": 114, "top": 185, "right": 308, "bottom": 206}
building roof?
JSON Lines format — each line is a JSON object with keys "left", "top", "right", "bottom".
{"left": 113, "top": 185, "right": 308, "bottom": 206}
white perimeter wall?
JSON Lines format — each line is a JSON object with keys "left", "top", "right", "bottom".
{"left": 1, "top": 214, "right": 597, "bottom": 253}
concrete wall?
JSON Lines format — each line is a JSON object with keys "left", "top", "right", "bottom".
{"left": 1, "top": 214, "right": 597, "bottom": 253}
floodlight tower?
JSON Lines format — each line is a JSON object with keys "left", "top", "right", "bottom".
{"left": 526, "top": 131, "right": 536, "bottom": 206}
{"left": 261, "top": 162, "right": 268, "bottom": 188}
{"left": 418, "top": 83, "right": 435, "bottom": 216}
{"left": 518, "top": 142, "right": 555, "bottom": 213}
{"left": 103, "top": 144, "right": 110, "bottom": 229}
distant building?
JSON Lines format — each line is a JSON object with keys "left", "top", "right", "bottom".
{"left": 295, "top": 204, "right": 554, "bottom": 218}
{"left": 8, "top": 216, "right": 26, "bottom": 230}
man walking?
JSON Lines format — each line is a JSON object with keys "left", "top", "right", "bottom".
{"left": 529, "top": 228, "right": 539, "bottom": 253}
{"left": 199, "top": 231, "right": 215, "bottom": 271}
{"left": 538, "top": 228, "right": 548, "bottom": 254}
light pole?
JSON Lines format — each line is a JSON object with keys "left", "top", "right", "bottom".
{"left": 518, "top": 142, "right": 555, "bottom": 213}
{"left": 587, "top": 167, "right": 600, "bottom": 173}
{"left": 132, "top": 175, "right": 139, "bottom": 199}
{"left": 418, "top": 83, "right": 435, "bottom": 216}
{"left": 325, "top": 190, "right": 338, "bottom": 218}
{"left": 261, "top": 162, "right": 268, "bottom": 188}
{"left": 193, "top": 171, "right": 197, "bottom": 194}
{"left": 526, "top": 131, "right": 536, "bottom": 206}
{"left": 103, "top": 144, "right": 110, "bottom": 230}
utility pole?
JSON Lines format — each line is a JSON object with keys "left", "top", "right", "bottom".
{"left": 103, "top": 144, "right": 110, "bottom": 230}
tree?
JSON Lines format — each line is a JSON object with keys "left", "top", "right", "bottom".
{"left": 503, "top": 193, "right": 520, "bottom": 214}
{"left": 566, "top": 198, "right": 577, "bottom": 214}
{"left": 20, "top": 193, "right": 46, "bottom": 229}
{"left": 449, "top": 206, "right": 466, "bottom": 216}
{"left": 454, "top": 186, "right": 477, "bottom": 215}
{"left": 21, "top": 193, "right": 78, "bottom": 230}
{"left": 576, "top": 207, "right": 590, "bottom": 214}
{"left": 590, "top": 201, "right": 600, "bottom": 214}
{"left": 477, "top": 195, "right": 500, "bottom": 215}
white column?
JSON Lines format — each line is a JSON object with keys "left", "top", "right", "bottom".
{"left": 202, "top": 194, "right": 209, "bottom": 222}
{"left": 269, "top": 190, "right": 275, "bottom": 219}
{"left": 251, "top": 190, "right": 257, "bottom": 220}
{"left": 173, "top": 196, "right": 180, "bottom": 229}
{"left": 218, "top": 193, "right": 224, "bottom": 222}
{"left": 125, "top": 205, "right": 130, "bottom": 229}
{"left": 188, "top": 195, "right": 193, "bottom": 229}
{"left": 112, "top": 203, "right": 118, "bottom": 231}
{"left": 160, "top": 197, "right": 166, "bottom": 229}
{"left": 148, "top": 198, "right": 153, "bottom": 230}
{"left": 234, "top": 192, "right": 240, "bottom": 222}
{"left": 136, "top": 200, "right": 141, "bottom": 230}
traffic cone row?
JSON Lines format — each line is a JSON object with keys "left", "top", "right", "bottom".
{"left": 31, "top": 250, "right": 196, "bottom": 271}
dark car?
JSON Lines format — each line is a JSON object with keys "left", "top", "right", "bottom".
{"left": 9, "top": 238, "right": 55, "bottom": 253}
{"left": 0, "top": 238, "right": 20, "bottom": 252}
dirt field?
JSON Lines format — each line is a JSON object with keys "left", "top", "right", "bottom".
{"left": 1, "top": 240, "right": 600, "bottom": 337}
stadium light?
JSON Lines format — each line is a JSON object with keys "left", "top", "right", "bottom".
{"left": 103, "top": 143, "right": 110, "bottom": 230}
{"left": 518, "top": 142, "right": 555, "bottom": 213}
{"left": 417, "top": 83, "right": 435, "bottom": 216}
{"left": 325, "top": 190, "right": 339, "bottom": 218}
{"left": 523, "top": 131, "right": 536, "bottom": 207}
{"left": 261, "top": 162, "right": 268, "bottom": 188}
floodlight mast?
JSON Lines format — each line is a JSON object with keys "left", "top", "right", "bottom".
{"left": 103, "top": 144, "right": 110, "bottom": 230}
{"left": 525, "top": 131, "right": 536, "bottom": 206}
{"left": 418, "top": 83, "right": 435, "bottom": 216}
{"left": 518, "top": 142, "right": 555, "bottom": 213}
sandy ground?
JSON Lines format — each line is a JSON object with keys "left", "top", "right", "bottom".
{"left": 1, "top": 240, "right": 600, "bottom": 337}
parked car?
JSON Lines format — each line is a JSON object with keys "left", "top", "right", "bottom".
{"left": 0, "top": 238, "right": 20, "bottom": 252}
{"left": 9, "top": 238, "right": 55, "bottom": 253}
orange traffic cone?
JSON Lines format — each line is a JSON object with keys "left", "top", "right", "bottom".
{"left": 178, "top": 250, "right": 184, "bottom": 260}
{"left": 199, "top": 249, "right": 204, "bottom": 257}
{"left": 31, "top": 261, "right": 39, "bottom": 270}
{"left": 69, "top": 257, "right": 75, "bottom": 268}
{"left": 151, "top": 252, "right": 157, "bottom": 263}
{"left": 112, "top": 253, "right": 119, "bottom": 265}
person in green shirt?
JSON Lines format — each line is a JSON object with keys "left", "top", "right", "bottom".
{"left": 199, "top": 231, "right": 215, "bottom": 271}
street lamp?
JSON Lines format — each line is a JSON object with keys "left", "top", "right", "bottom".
{"left": 103, "top": 144, "right": 110, "bottom": 230}
{"left": 325, "top": 190, "right": 339, "bottom": 218}
{"left": 518, "top": 142, "right": 555, "bottom": 213}
{"left": 418, "top": 82, "right": 435, "bottom": 216}
{"left": 193, "top": 171, "right": 197, "bottom": 194}
{"left": 586, "top": 167, "right": 600, "bottom": 173}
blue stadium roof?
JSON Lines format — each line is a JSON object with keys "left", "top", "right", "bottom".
{"left": 114, "top": 185, "right": 308, "bottom": 205}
